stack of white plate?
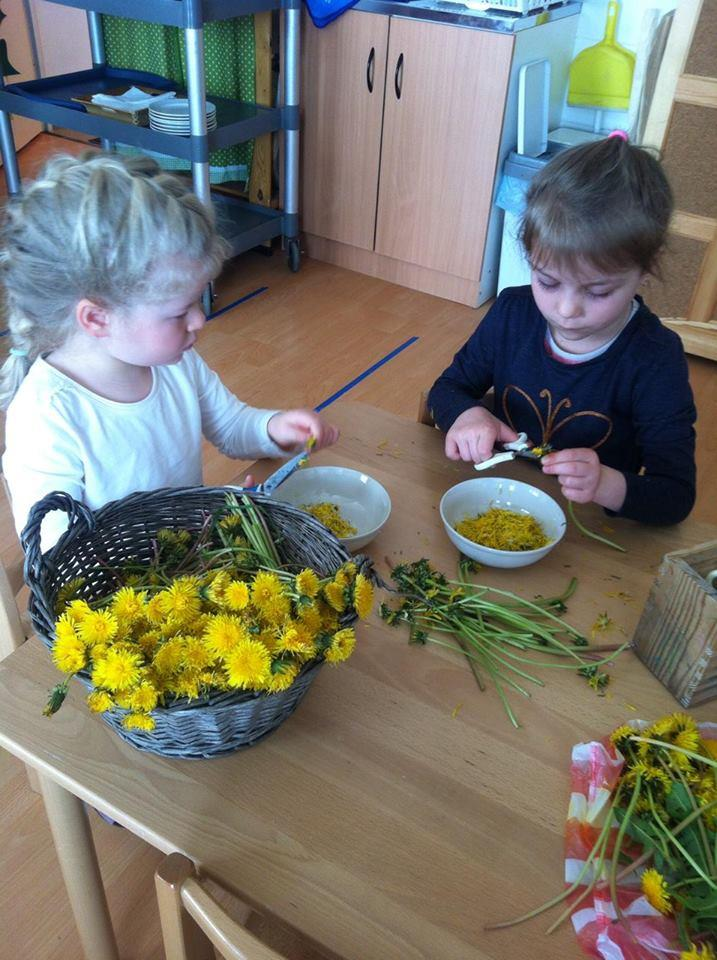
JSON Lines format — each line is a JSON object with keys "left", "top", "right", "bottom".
{"left": 149, "top": 98, "right": 217, "bottom": 135}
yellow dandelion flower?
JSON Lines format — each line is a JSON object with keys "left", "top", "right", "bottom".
{"left": 333, "top": 567, "right": 350, "bottom": 589}
{"left": 86, "top": 690, "right": 114, "bottom": 713}
{"left": 224, "top": 639, "right": 271, "bottom": 690}
{"left": 180, "top": 636, "right": 213, "bottom": 671}
{"left": 137, "top": 630, "right": 161, "bottom": 656}
{"left": 645, "top": 715, "right": 676, "bottom": 741}
{"left": 157, "top": 577, "right": 202, "bottom": 624}
{"left": 152, "top": 639, "right": 184, "bottom": 676}
{"left": 172, "top": 672, "right": 202, "bottom": 701}
{"left": 641, "top": 868, "right": 672, "bottom": 915}
{"left": 89, "top": 642, "right": 109, "bottom": 662}
{"left": 218, "top": 513, "right": 243, "bottom": 532}
{"left": 55, "top": 612, "right": 79, "bottom": 643}
{"left": 145, "top": 594, "right": 166, "bottom": 624}
{"left": 203, "top": 614, "right": 249, "bottom": 658}
{"left": 205, "top": 570, "right": 231, "bottom": 606}
{"left": 258, "top": 628, "right": 281, "bottom": 656}
{"left": 276, "top": 622, "right": 314, "bottom": 656}
{"left": 323, "top": 581, "right": 347, "bottom": 613}
{"left": 224, "top": 580, "right": 250, "bottom": 612}
{"left": 674, "top": 726, "right": 701, "bottom": 753}
{"left": 298, "top": 603, "right": 322, "bottom": 634}
{"left": 77, "top": 609, "right": 119, "bottom": 647}
{"left": 610, "top": 723, "right": 635, "bottom": 748}
{"left": 128, "top": 682, "right": 159, "bottom": 713}
{"left": 703, "top": 739, "right": 717, "bottom": 761}
{"left": 251, "top": 571, "right": 290, "bottom": 623}
{"left": 55, "top": 577, "right": 86, "bottom": 612}
{"left": 681, "top": 944, "right": 716, "bottom": 960}
{"left": 295, "top": 569, "right": 320, "bottom": 598}
{"left": 122, "top": 713, "right": 156, "bottom": 732}
{"left": 113, "top": 691, "right": 134, "bottom": 709}
{"left": 52, "top": 632, "right": 86, "bottom": 674}
{"left": 198, "top": 669, "right": 226, "bottom": 690}
{"left": 91, "top": 648, "right": 142, "bottom": 692}
{"left": 266, "top": 663, "right": 299, "bottom": 693}
{"left": 64, "top": 598, "right": 92, "bottom": 624}
{"left": 352, "top": 573, "right": 374, "bottom": 619}
{"left": 111, "top": 587, "right": 147, "bottom": 623}
{"left": 324, "top": 627, "right": 356, "bottom": 664}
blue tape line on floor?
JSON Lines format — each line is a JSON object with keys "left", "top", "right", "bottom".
{"left": 314, "top": 336, "right": 419, "bottom": 413}
{"left": 208, "top": 286, "right": 268, "bottom": 321}
{"left": 0, "top": 286, "right": 270, "bottom": 341}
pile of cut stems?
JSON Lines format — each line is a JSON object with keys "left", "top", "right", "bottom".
{"left": 381, "top": 558, "right": 626, "bottom": 727}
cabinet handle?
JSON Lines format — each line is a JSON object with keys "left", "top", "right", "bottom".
{"left": 366, "top": 47, "right": 375, "bottom": 93}
{"left": 394, "top": 52, "right": 404, "bottom": 100}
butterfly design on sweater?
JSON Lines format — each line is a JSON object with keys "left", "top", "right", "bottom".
{"left": 501, "top": 385, "right": 613, "bottom": 450}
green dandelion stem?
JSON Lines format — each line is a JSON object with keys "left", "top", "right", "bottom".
{"left": 629, "top": 735, "right": 717, "bottom": 770}
{"left": 608, "top": 774, "right": 643, "bottom": 928}
{"left": 647, "top": 790, "right": 717, "bottom": 891}
{"left": 486, "top": 801, "right": 615, "bottom": 930}
{"left": 567, "top": 501, "right": 626, "bottom": 552}
{"left": 545, "top": 794, "right": 618, "bottom": 935}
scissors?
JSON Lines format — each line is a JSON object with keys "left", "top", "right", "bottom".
{"left": 245, "top": 436, "right": 316, "bottom": 496}
{"left": 473, "top": 432, "right": 550, "bottom": 472}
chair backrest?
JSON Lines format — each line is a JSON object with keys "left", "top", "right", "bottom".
{"left": 155, "top": 853, "right": 285, "bottom": 960}
{"left": 0, "top": 473, "right": 30, "bottom": 659}
{"left": 0, "top": 558, "right": 27, "bottom": 659}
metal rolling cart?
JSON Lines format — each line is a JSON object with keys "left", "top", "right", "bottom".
{"left": 0, "top": 0, "right": 301, "bottom": 272}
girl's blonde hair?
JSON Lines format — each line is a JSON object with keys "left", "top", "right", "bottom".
{"left": 521, "top": 136, "right": 673, "bottom": 277}
{"left": 0, "top": 151, "right": 229, "bottom": 409}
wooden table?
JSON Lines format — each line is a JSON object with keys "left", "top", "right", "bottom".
{"left": 1, "top": 401, "right": 715, "bottom": 960}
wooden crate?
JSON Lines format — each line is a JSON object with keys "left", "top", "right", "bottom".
{"left": 633, "top": 540, "right": 717, "bottom": 707}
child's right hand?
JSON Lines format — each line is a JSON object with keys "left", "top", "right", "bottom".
{"left": 445, "top": 406, "right": 519, "bottom": 463}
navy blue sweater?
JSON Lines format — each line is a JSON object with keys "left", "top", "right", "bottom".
{"left": 428, "top": 286, "right": 696, "bottom": 525}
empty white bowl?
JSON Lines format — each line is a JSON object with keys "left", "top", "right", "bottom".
{"left": 272, "top": 466, "right": 391, "bottom": 551}
{"left": 439, "top": 477, "right": 566, "bottom": 568}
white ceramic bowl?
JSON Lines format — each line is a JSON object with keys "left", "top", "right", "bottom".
{"left": 272, "top": 466, "right": 391, "bottom": 551}
{"left": 439, "top": 477, "right": 566, "bottom": 569}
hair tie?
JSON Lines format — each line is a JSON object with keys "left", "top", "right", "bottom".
{"left": 608, "top": 130, "right": 629, "bottom": 142}
{"left": 9, "top": 347, "right": 28, "bottom": 358}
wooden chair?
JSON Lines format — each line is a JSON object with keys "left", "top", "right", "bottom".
{"left": 155, "top": 853, "right": 285, "bottom": 960}
{"left": 417, "top": 390, "right": 434, "bottom": 427}
{"left": 0, "top": 475, "right": 31, "bottom": 660}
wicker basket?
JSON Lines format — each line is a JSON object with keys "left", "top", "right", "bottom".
{"left": 23, "top": 487, "right": 373, "bottom": 759}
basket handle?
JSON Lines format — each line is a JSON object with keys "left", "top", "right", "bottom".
{"left": 21, "top": 491, "right": 95, "bottom": 586}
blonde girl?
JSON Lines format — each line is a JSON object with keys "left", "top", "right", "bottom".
{"left": 1, "top": 152, "right": 337, "bottom": 548}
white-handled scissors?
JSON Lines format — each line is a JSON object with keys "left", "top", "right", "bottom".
{"left": 474, "top": 432, "right": 549, "bottom": 472}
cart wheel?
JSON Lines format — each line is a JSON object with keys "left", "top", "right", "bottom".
{"left": 288, "top": 239, "right": 301, "bottom": 273}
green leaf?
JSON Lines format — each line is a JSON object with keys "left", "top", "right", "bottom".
{"left": 666, "top": 783, "right": 693, "bottom": 823}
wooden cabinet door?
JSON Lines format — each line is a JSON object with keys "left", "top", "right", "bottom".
{"left": 375, "top": 20, "right": 513, "bottom": 279}
{"left": 301, "top": 11, "right": 389, "bottom": 250}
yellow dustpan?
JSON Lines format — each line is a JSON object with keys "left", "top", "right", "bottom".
{"left": 568, "top": 0, "right": 635, "bottom": 110}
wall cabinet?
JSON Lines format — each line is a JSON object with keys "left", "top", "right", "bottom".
{"left": 301, "top": 11, "right": 514, "bottom": 305}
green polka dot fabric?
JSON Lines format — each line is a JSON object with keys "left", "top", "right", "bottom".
{"left": 101, "top": 16, "right": 255, "bottom": 184}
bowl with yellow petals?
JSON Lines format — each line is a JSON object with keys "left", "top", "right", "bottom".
{"left": 440, "top": 477, "right": 566, "bottom": 568}
{"left": 272, "top": 466, "right": 392, "bottom": 552}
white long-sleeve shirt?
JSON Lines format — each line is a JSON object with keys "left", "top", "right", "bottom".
{"left": 3, "top": 349, "right": 283, "bottom": 549}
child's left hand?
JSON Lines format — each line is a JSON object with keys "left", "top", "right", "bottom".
{"left": 541, "top": 448, "right": 627, "bottom": 512}
{"left": 541, "top": 448, "right": 602, "bottom": 503}
{"left": 268, "top": 409, "right": 339, "bottom": 452}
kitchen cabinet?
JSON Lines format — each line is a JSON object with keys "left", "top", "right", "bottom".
{"left": 301, "top": 11, "right": 514, "bottom": 305}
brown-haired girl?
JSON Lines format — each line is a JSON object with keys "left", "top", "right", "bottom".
{"left": 428, "top": 133, "right": 696, "bottom": 525}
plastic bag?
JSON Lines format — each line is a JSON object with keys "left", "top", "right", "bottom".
{"left": 567, "top": 722, "right": 717, "bottom": 960}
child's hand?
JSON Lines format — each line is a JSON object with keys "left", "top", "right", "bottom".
{"left": 445, "top": 406, "right": 519, "bottom": 463}
{"left": 541, "top": 449, "right": 627, "bottom": 512}
{"left": 268, "top": 409, "right": 339, "bottom": 452}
